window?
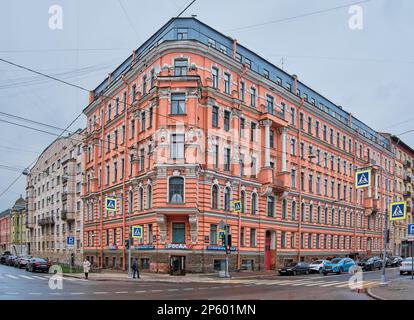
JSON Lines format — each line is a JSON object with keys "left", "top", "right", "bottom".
{"left": 213, "top": 144, "right": 219, "bottom": 169}
{"left": 240, "top": 227, "right": 245, "bottom": 246}
{"left": 267, "top": 196, "right": 275, "bottom": 217}
{"left": 139, "top": 148, "right": 145, "bottom": 172}
{"left": 290, "top": 107, "right": 295, "bottom": 126}
{"left": 172, "top": 223, "right": 185, "bottom": 243}
{"left": 171, "top": 134, "right": 185, "bottom": 160}
{"left": 323, "top": 125, "right": 327, "bottom": 141}
{"left": 250, "top": 122, "right": 257, "bottom": 142}
{"left": 263, "top": 69, "right": 269, "bottom": 79}
{"left": 147, "top": 185, "right": 152, "bottom": 209}
{"left": 281, "top": 231, "right": 286, "bottom": 248}
{"left": 139, "top": 188, "right": 144, "bottom": 211}
{"left": 330, "top": 129, "right": 334, "bottom": 144}
{"left": 266, "top": 95, "right": 274, "bottom": 114}
{"left": 169, "top": 177, "right": 184, "bottom": 203}
{"left": 212, "top": 67, "right": 219, "bottom": 89}
{"left": 291, "top": 139, "right": 296, "bottom": 156}
{"left": 171, "top": 93, "right": 186, "bottom": 115}
{"left": 224, "top": 187, "right": 231, "bottom": 211}
{"left": 240, "top": 118, "right": 245, "bottom": 138}
{"left": 115, "top": 97, "right": 119, "bottom": 115}
{"left": 250, "top": 87, "right": 256, "bottom": 107}
{"left": 308, "top": 117, "right": 312, "bottom": 134}
{"left": 301, "top": 203, "right": 306, "bottom": 222}
{"left": 240, "top": 81, "right": 245, "bottom": 101}
{"left": 132, "top": 84, "right": 136, "bottom": 102}
{"left": 291, "top": 169, "right": 296, "bottom": 188}
{"left": 149, "top": 107, "right": 153, "bottom": 128}
{"left": 224, "top": 73, "right": 231, "bottom": 94}
{"left": 177, "top": 28, "right": 188, "bottom": 40}
{"left": 299, "top": 113, "right": 304, "bottom": 130}
{"left": 174, "top": 59, "right": 188, "bottom": 76}
{"left": 210, "top": 225, "right": 218, "bottom": 245}
{"left": 250, "top": 228, "right": 256, "bottom": 247}
{"left": 140, "top": 112, "right": 146, "bottom": 132}
{"left": 315, "top": 121, "right": 320, "bottom": 137}
{"left": 292, "top": 201, "right": 297, "bottom": 220}
{"left": 224, "top": 110, "right": 230, "bottom": 131}
{"left": 212, "top": 106, "right": 219, "bottom": 128}
{"left": 224, "top": 148, "right": 231, "bottom": 171}
{"left": 212, "top": 185, "right": 219, "bottom": 209}
{"left": 113, "top": 160, "right": 118, "bottom": 182}
{"left": 270, "top": 130, "right": 275, "bottom": 148}
{"left": 240, "top": 190, "right": 245, "bottom": 213}
{"left": 142, "top": 76, "right": 147, "bottom": 95}
{"left": 282, "top": 199, "right": 287, "bottom": 219}
{"left": 251, "top": 193, "right": 258, "bottom": 215}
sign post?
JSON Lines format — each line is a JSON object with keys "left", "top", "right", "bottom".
{"left": 408, "top": 224, "right": 414, "bottom": 280}
{"left": 67, "top": 236, "right": 75, "bottom": 273}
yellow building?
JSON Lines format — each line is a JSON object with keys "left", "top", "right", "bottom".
{"left": 10, "top": 196, "right": 28, "bottom": 255}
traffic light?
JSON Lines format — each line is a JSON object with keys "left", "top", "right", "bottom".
{"left": 226, "top": 245, "right": 231, "bottom": 254}
{"left": 125, "top": 239, "right": 130, "bottom": 250}
{"left": 227, "top": 234, "right": 232, "bottom": 247}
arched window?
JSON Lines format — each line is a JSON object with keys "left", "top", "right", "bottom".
{"left": 282, "top": 199, "right": 287, "bottom": 219}
{"left": 139, "top": 187, "right": 144, "bottom": 211}
{"left": 224, "top": 187, "right": 231, "bottom": 211}
{"left": 317, "top": 206, "right": 321, "bottom": 224}
{"left": 147, "top": 185, "right": 152, "bottom": 209}
{"left": 344, "top": 211, "right": 347, "bottom": 227}
{"left": 267, "top": 196, "right": 275, "bottom": 217}
{"left": 301, "top": 203, "right": 306, "bottom": 222}
{"left": 324, "top": 207, "right": 328, "bottom": 224}
{"left": 240, "top": 190, "right": 246, "bottom": 213}
{"left": 309, "top": 204, "right": 314, "bottom": 223}
{"left": 251, "top": 193, "right": 258, "bottom": 215}
{"left": 292, "top": 201, "right": 297, "bottom": 220}
{"left": 128, "top": 190, "right": 133, "bottom": 213}
{"left": 338, "top": 209, "right": 341, "bottom": 226}
{"left": 211, "top": 185, "right": 219, "bottom": 209}
{"left": 331, "top": 208, "right": 335, "bottom": 225}
{"left": 169, "top": 177, "right": 184, "bottom": 203}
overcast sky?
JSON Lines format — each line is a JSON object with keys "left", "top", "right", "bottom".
{"left": 0, "top": 0, "right": 413, "bottom": 208}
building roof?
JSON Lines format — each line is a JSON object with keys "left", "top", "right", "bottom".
{"left": 0, "top": 209, "right": 11, "bottom": 219}
{"left": 12, "top": 196, "right": 26, "bottom": 211}
{"left": 88, "top": 17, "right": 409, "bottom": 152}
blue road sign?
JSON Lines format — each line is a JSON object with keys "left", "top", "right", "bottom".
{"left": 390, "top": 202, "right": 407, "bottom": 221}
{"left": 132, "top": 226, "right": 143, "bottom": 239}
{"left": 355, "top": 169, "right": 371, "bottom": 189}
{"left": 408, "top": 224, "right": 414, "bottom": 235}
{"left": 67, "top": 236, "right": 75, "bottom": 247}
{"left": 233, "top": 200, "right": 242, "bottom": 213}
{"left": 105, "top": 197, "right": 116, "bottom": 211}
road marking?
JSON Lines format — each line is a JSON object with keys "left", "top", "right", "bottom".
{"left": 70, "top": 292, "right": 85, "bottom": 295}
{"left": 335, "top": 282, "right": 353, "bottom": 288}
{"left": 93, "top": 292, "right": 108, "bottom": 295}
{"left": 319, "top": 281, "right": 342, "bottom": 287}
{"left": 135, "top": 290, "right": 146, "bottom": 293}
{"left": 151, "top": 289, "right": 162, "bottom": 292}
{"left": 5, "top": 292, "right": 19, "bottom": 295}
{"left": 31, "top": 275, "right": 47, "bottom": 280}
{"left": 198, "top": 287, "right": 209, "bottom": 290}
{"left": 115, "top": 291, "right": 129, "bottom": 294}
{"left": 167, "top": 288, "right": 179, "bottom": 292}
{"left": 183, "top": 288, "right": 194, "bottom": 291}
{"left": 304, "top": 281, "right": 329, "bottom": 287}
{"left": 28, "top": 292, "right": 41, "bottom": 295}
{"left": 49, "top": 292, "right": 61, "bottom": 295}
{"left": 6, "top": 275, "right": 18, "bottom": 279}
{"left": 210, "top": 286, "right": 220, "bottom": 289}
{"left": 19, "top": 275, "right": 34, "bottom": 280}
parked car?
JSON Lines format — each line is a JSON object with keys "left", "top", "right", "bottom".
{"left": 358, "top": 256, "right": 383, "bottom": 271}
{"left": 323, "top": 258, "right": 356, "bottom": 275}
{"left": 6, "top": 255, "right": 18, "bottom": 266}
{"left": 26, "top": 258, "right": 51, "bottom": 273}
{"left": 388, "top": 256, "right": 403, "bottom": 267}
{"left": 0, "top": 252, "right": 11, "bottom": 264}
{"left": 15, "top": 255, "right": 32, "bottom": 269}
{"left": 309, "top": 260, "right": 329, "bottom": 274}
{"left": 278, "top": 262, "right": 310, "bottom": 276}
{"left": 400, "top": 258, "right": 414, "bottom": 275}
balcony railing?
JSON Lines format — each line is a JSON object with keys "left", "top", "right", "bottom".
{"left": 61, "top": 210, "right": 75, "bottom": 221}
{"left": 38, "top": 216, "right": 55, "bottom": 226}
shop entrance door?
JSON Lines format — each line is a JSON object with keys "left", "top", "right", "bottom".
{"left": 170, "top": 256, "right": 186, "bottom": 276}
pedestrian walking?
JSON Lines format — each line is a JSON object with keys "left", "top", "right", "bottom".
{"left": 132, "top": 258, "right": 140, "bottom": 279}
{"left": 83, "top": 258, "right": 91, "bottom": 279}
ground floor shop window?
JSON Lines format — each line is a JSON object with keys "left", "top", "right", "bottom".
{"left": 141, "top": 258, "right": 150, "bottom": 270}
{"left": 241, "top": 259, "right": 254, "bottom": 271}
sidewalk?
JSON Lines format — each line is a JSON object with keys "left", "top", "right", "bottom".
{"left": 63, "top": 270, "right": 278, "bottom": 283}
{"left": 368, "top": 278, "right": 414, "bottom": 300}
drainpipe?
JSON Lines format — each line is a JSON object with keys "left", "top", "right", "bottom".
{"left": 297, "top": 98, "right": 304, "bottom": 261}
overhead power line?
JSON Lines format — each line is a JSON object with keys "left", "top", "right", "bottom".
{"left": 226, "top": 0, "right": 373, "bottom": 32}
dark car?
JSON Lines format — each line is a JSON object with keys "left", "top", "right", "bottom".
{"left": 15, "top": 255, "right": 32, "bottom": 268}
{"left": 388, "top": 256, "right": 403, "bottom": 267}
{"left": 278, "top": 262, "right": 310, "bottom": 276}
{"left": 6, "top": 255, "right": 18, "bottom": 266}
{"left": 0, "top": 252, "right": 11, "bottom": 264}
{"left": 358, "top": 256, "right": 383, "bottom": 271}
{"left": 26, "top": 258, "right": 51, "bottom": 273}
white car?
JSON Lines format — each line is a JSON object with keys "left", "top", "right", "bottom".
{"left": 309, "top": 260, "right": 329, "bottom": 274}
{"left": 399, "top": 258, "right": 414, "bottom": 275}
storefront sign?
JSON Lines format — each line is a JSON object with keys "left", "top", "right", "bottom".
{"left": 165, "top": 243, "right": 193, "bottom": 250}
{"left": 134, "top": 245, "right": 155, "bottom": 250}
{"left": 206, "top": 245, "right": 236, "bottom": 252}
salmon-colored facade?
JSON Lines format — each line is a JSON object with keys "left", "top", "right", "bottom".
{"left": 82, "top": 18, "right": 396, "bottom": 273}
{"left": 0, "top": 209, "right": 11, "bottom": 253}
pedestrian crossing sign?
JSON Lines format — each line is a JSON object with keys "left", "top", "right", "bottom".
{"left": 355, "top": 169, "right": 371, "bottom": 189}
{"left": 105, "top": 197, "right": 117, "bottom": 211}
{"left": 132, "top": 226, "right": 143, "bottom": 239}
{"left": 390, "top": 202, "right": 407, "bottom": 221}
{"left": 233, "top": 200, "right": 242, "bottom": 213}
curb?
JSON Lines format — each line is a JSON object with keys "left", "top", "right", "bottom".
{"left": 366, "top": 287, "right": 386, "bottom": 300}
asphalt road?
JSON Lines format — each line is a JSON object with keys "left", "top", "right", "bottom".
{"left": 0, "top": 264, "right": 405, "bottom": 300}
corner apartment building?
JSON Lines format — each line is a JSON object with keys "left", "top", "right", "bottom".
{"left": 384, "top": 134, "right": 414, "bottom": 257}
{"left": 82, "top": 18, "right": 397, "bottom": 273}
{"left": 0, "top": 209, "right": 11, "bottom": 253}
{"left": 26, "top": 129, "right": 85, "bottom": 266}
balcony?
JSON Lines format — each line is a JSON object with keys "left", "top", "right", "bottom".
{"left": 259, "top": 168, "right": 290, "bottom": 195}
{"left": 61, "top": 210, "right": 75, "bottom": 221}
{"left": 38, "top": 216, "right": 55, "bottom": 226}
{"left": 364, "top": 198, "right": 379, "bottom": 215}
{"left": 404, "top": 160, "right": 412, "bottom": 168}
